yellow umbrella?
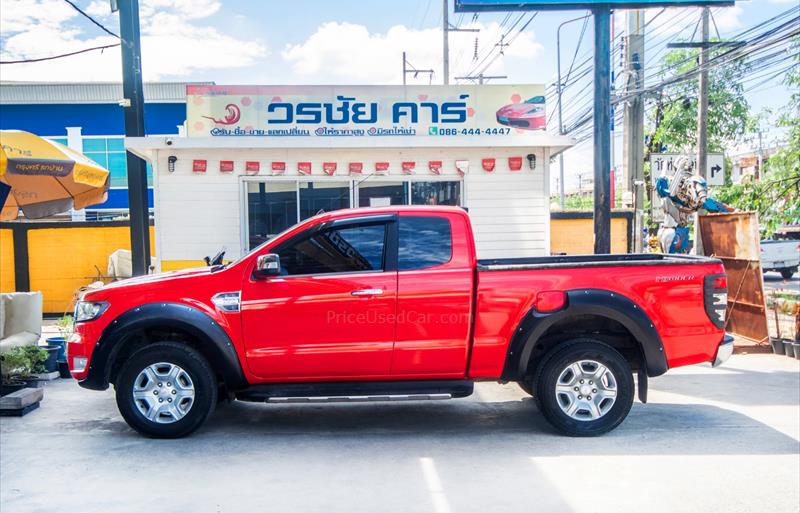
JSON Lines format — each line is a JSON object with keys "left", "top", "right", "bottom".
{"left": 0, "top": 130, "right": 110, "bottom": 221}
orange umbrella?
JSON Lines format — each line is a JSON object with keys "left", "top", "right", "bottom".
{"left": 0, "top": 130, "right": 110, "bottom": 220}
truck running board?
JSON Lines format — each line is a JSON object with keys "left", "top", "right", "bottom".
{"left": 235, "top": 380, "right": 474, "bottom": 403}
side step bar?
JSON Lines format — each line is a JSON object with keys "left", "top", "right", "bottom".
{"left": 235, "top": 380, "right": 474, "bottom": 403}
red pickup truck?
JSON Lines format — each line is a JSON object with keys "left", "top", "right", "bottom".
{"left": 68, "top": 206, "right": 732, "bottom": 438}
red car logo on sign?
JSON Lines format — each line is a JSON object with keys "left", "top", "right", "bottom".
{"left": 203, "top": 103, "right": 241, "bottom": 125}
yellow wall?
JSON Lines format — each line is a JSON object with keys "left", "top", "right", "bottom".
{"left": 25, "top": 226, "right": 155, "bottom": 313}
{"left": 6, "top": 216, "right": 627, "bottom": 312}
{"left": 551, "top": 217, "right": 630, "bottom": 255}
{"left": 0, "top": 229, "right": 14, "bottom": 292}
{"left": 161, "top": 260, "right": 207, "bottom": 272}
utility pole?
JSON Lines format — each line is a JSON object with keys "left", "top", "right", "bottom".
{"left": 454, "top": 73, "right": 506, "bottom": 84}
{"left": 442, "top": 0, "right": 479, "bottom": 85}
{"left": 623, "top": 9, "right": 645, "bottom": 252}
{"left": 403, "top": 51, "right": 435, "bottom": 85}
{"left": 593, "top": 7, "right": 612, "bottom": 254}
{"left": 697, "top": 6, "right": 710, "bottom": 179}
{"left": 443, "top": 0, "right": 449, "bottom": 84}
{"left": 495, "top": 34, "right": 509, "bottom": 55}
{"left": 118, "top": 0, "right": 151, "bottom": 275}
{"left": 667, "top": 8, "right": 744, "bottom": 180}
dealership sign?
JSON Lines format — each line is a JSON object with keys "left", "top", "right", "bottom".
{"left": 187, "top": 85, "right": 546, "bottom": 139}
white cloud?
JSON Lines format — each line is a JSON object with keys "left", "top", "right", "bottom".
{"left": 0, "top": 0, "right": 76, "bottom": 34}
{"left": 139, "top": 0, "right": 221, "bottom": 20}
{"left": 85, "top": 1, "right": 111, "bottom": 17}
{"left": 0, "top": 0, "right": 265, "bottom": 81}
{"left": 712, "top": 6, "right": 744, "bottom": 33}
{"left": 282, "top": 21, "right": 544, "bottom": 84}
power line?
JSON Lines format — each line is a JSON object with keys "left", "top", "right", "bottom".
{"left": 470, "top": 12, "right": 537, "bottom": 78}
{"left": 463, "top": 12, "right": 527, "bottom": 78}
{"left": 63, "top": 0, "right": 120, "bottom": 39}
{"left": 557, "top": 6, "right": 799, "bottom": 137}
{"left": 0, "top": 43, "right": 120, "bottom": 64}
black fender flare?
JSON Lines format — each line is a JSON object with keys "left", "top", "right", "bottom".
{"left": 79, "top": 302, "right": 247, "bottom": 391}
{"left": 501, "top": 289, "right": 668, "bottom": 381}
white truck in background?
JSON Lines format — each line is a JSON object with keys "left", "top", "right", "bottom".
{"left": 761, "top": 226, "right": 800, "bottom": 279}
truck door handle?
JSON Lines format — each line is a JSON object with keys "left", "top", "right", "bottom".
{"left": 351, "top": 288, "right": 383, "bottom": 297}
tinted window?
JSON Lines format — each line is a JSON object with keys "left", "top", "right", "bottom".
{"left": 358, "top": 181, "right": 407, "bottom": 207}
{"left": 411, "top": 181, "right": 460, "bottom": 206}
{"left": 299, "top": 181, "right": 350, "bottom": 220}
{"left": 399, "top": 217, "right": 452, "bottom": 271}
{"left": 247, "top": 182, "right": 298, "bottom": 249}
{"left": 276, "top": 224, "right": 386, "bottom": 275}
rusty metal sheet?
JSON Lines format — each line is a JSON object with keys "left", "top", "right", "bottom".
{"left": 698, "top": 212, "right": 769, "bottom": 344}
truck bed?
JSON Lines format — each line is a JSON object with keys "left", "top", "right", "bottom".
{"left": 477, "top": 253, "right": 721, "bottom": 271}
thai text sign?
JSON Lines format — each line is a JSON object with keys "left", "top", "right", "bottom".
{"left": 187, "top": 85, "right": 546, "bottom": 138}
{"left": 651, "top": 153, "right": 725, "bottom": 186}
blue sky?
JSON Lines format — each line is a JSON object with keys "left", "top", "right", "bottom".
{"left": 1, "top": 0, "right": 796, "bottom": 188}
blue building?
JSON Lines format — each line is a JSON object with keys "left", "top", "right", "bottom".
{"left": 0, "top": 81, "right": 204, "bottom": 219}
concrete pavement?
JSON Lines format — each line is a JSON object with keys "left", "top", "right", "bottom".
{"left": 763, "top": 270, "right": 799, "bottom": 293}
{"left": 1, "top": 354, "right": 798, "bottom": 513}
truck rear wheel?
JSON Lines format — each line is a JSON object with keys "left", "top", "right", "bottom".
{"left": 780, "top": 267, "right": 796, "bottom": 280}
{"left": 533, "top": 338, "right": 634, "bottom": 437}
{"left": 115, "top": 342, "right": 217, "bottom": 438}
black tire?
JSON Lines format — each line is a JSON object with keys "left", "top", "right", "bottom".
{"left": 517, "top": 380, "right": 534, "bottom": 396}
{"left": 115, "top": 342, "right": 217, "bottom": 438}
{"left": 533, "top": 338, "right": 634, "bottom": 437}
{"left": 780, "top": 267, "right": 796, "bottom": 280}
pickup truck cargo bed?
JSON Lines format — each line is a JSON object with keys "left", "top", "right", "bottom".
{"left": 478, "top": 253, "right": 721, "bottom": 271}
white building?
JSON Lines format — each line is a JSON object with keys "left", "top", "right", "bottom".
{"left": 126, "top": 85, "right": 573, "bottom": 271}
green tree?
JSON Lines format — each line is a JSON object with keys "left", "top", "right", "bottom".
{"left": 714, "top": 47, "right": 800, "bottom": 237}
{"left": 646, "top": 46, "right": 755, "bottom": 156}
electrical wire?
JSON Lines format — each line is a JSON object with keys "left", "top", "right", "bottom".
{"left": 0, "top": 43, "right": 120, "bottom": 64}
{"left": 62, "top": 0, "right": 120, "bottom": 39}
{"left": 469, "top": 12, "right": 537, "bottom": 78}
{"left": 557, "top": 6, "right": 800, "bottom": 140}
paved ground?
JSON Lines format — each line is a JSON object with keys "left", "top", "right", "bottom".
{"left": 763, "top": 271, "right": 799, "bottom": 293}
{"left": 1, "top": 354, "right": 798, "bottom": 513}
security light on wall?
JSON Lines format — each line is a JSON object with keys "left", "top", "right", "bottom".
{"left": 526, "top": 154, "right": 536, "bottom": 170}
{"left": 168, "top": 156, "right": 177, "bottom": 173}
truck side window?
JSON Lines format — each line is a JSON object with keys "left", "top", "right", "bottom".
{"left": 398, "top": 216, "right": 452, "bottom": 271}
{"left": 276, "top": 224, "right": 386, "bottom": 275}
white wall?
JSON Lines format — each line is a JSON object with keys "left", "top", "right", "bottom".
{"left": 464, "top": 148, "right": 548, "bottom": 259}
{"left": 152, "top": 146, "right": 549, "bottom": 267}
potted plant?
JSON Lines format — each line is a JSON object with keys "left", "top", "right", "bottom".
{"left": 39, "top": 344, "right": 60, "bottom": 373}
{"left": 47, "top": 314, "right": 74, "bottom": 378}
{"left": 19, "top": 346, "right": 50, "bottom": 387}
{"left": 46, "top": 314, "right": 73, "bottom": 361}
{"left": 0, "top": 347, "right": 46, "bottom": 396}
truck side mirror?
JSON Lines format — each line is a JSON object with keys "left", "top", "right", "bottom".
{"left": 255, "top": 254, "right": 281, "bottom": 279}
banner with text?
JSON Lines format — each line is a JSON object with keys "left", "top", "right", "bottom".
{"left": 187, "top": 85, "right": 546, "bottom": 139}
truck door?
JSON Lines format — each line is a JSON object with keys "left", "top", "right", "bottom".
{"left": 241, "top": 215, "right": 398, "bottom": 379}
{"left": 392, "top": 212, "right": 474, "bottom": 377}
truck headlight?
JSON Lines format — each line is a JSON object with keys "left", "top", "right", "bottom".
{"left": 74, "top": 301, "right": 109, "bottom": 322}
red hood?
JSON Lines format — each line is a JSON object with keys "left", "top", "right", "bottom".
{"left": 82, "top": 266, "right": 215, "bottom": 301}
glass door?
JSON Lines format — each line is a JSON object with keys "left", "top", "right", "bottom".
{"left": 357, "top": 181, "right": 408, "bottom": 207}
{"left": 299, "top": 181, "right": 351, "bottom": 219}
{"left": 246, "top": 181, "right": 297, "bottom": 249}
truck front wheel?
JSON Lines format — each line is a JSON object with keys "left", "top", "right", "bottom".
{"left": 115, "top": 342, "right": 217, "bottom": 438}
{"left": 533, "top": 339, "right": 634, "bottom": 437}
